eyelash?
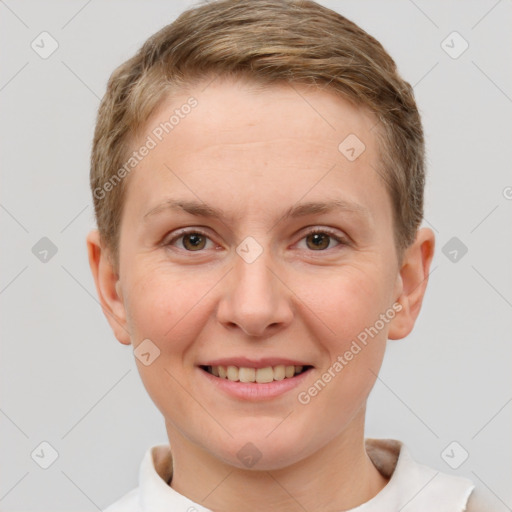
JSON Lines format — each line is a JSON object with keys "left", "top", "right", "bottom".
{"left": 165, "top": 227, "right": 349, "bottom": 253}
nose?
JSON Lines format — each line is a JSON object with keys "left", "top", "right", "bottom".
{"left": 216, "top": 245, "right": 293, "bottom": 338}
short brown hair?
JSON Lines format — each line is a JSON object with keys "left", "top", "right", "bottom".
{"left": 90, "top": 0, "right": 425, "bottom": 271}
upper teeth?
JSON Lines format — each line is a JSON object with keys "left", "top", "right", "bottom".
{"left": 208, "top": 365, "right": 304, "bottom": 383}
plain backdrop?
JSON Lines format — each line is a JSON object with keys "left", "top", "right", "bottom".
{"left": 1, "top": 0, "right": 511, "bottom": 510}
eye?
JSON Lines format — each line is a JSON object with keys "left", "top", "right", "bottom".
{"left": 166, "top": 229, "right": 215, "bottom": 252}
{"left": 298, "top": 228, "right": 348, "bottom": 251}
{"left": 165, "top": 227, "right": 349, "bottom": 253}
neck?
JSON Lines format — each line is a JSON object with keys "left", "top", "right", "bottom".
{"left": 165, "top": 408, "right": 389, "bottom": 511}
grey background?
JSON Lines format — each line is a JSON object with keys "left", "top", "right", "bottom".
{"left": 1, "top": 0, "right": 511, "bottom": 510}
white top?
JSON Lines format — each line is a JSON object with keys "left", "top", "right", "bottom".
{"left": 103, "top": 438, "right": 494, "bottom": 511}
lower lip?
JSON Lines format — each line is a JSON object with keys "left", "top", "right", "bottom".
{"left": 198, "top": 367, "right": 313, "bottom": 401}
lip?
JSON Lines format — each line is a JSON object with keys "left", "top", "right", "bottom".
{"left": 197, "top": 365, "right": 314, "bottom": 401}
{"left": 198, "top": 357, "right": 311, "bottom": 368}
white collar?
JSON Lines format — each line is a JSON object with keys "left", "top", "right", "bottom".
{"left": 115, "top": 438, "right": 474, "bottom": 511}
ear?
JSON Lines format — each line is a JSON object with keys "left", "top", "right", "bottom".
{"left": 388, "top": 227, "right": 435, "bottom": 340}
{"left": 86, "top": 229, "right": 131, "bottom": 345}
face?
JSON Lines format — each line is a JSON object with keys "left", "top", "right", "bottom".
{"left": 95, "top": 77, "right": 411, "bottom": 470}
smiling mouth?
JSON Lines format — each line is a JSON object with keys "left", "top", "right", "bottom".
{"left": 200, "top": 364, "right": 313, "bottom": 383}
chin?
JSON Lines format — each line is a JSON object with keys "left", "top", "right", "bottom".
{"left": 207, "top": 422, "right": 320, "bottom": 471}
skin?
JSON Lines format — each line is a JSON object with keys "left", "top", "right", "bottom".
{"left": 87, "top": 76, "right": 435, "bottom": 511}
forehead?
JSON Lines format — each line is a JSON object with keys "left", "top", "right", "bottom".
{"left": 160, "top": 77, "right": 376, "bottom": 151}
{"left": 122, "top": 77, "right": 389, "bottom": 226}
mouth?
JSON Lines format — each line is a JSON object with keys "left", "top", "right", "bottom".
{"left": 200, "top": 364, "right": 313, "bottom": 383}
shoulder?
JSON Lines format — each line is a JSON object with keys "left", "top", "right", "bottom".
{"left": 365, "top": 438, "right": 475, "bottom": 510}
{"left": 101, "top": 443, "right": 168, "bottom": 511}
{"left": 367, "top": 438, "right": 506, "bottom": 511}
{"left": 102, "top": 487, "right": 141, "bottom": 512}
{"left": 465, "top": 485, "right": 504, "bottom": 511}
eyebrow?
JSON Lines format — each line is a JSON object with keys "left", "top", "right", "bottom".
{"left": 143, "top": 198, "right": 370, "bottom": 223}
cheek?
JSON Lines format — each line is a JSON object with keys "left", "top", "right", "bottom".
{"left": 312, "top": 269, "right": 390, "bottom": 378}
{"left": 122, "top": 270, "right": 209, "bottom": 416}
{"left": 297, "top": 265, "right": 391, "bottom": 345}
{"left": 294, "top": 266, "right": 391, "bottom": 398}
{"left": 123, "top": 268, "right": 214, "bottom": 351}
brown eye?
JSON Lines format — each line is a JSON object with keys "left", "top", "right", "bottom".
{"left": 299, "top": 228, "right": 347, "bottom": 252}
{"left": 305, "top": 232, "right": 331, "bottom": 250}
{"left": 182, "top": 233, "right": 207, "bottom": 251}
{"left": 165, "top": 228, "right": 216, "bottom": 253}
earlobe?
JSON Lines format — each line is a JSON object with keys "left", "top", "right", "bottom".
{"left": 388, "top": 228, "right": 435, "bottom": 340}
{"left": 86, "top": 230, "right": 131, "bottom": 345}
